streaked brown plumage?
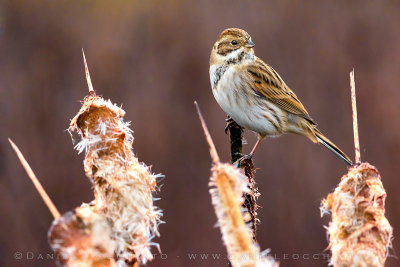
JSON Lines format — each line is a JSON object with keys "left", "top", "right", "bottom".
{"left": 209, "top": 28, "right": 352, "bottom": 165}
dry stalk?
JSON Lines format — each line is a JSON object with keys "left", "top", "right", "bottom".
{"left": 195, "top": 102, "right": 277, "bottom": 267}
{"left": 226, "top": 118, "right": 259, "bottom": 242}
{"left": 320, "top": 71, "right": 392, "bottom": 267}
{"left": 9, "top": 139, "right": 60, "bottom": 219}
{"left": 350, "top": 69, "right": 361, "bottom": 163}
{"left": 48, "top": 52, "right": 162, "bottom": 266}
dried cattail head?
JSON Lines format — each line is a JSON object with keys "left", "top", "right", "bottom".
{"left": 211, "top": 163, "right": 272, "bottom": 267}
{"left": 69, "top": 95, "right": 132, "bottom": 162}
{"left": 10, "top": 53, "right": 162, "bottom": 266}
{"left": 210, "top": 163, "right": 252, "bottom": 260}
{"left": 321, "top": 163, "right": 393, "bottom": 267}
{"left": 48, "top": 204, "right": 117, "bottom": 267}
{"left": 68, "top": 95, "right": 162, "bottom": 265}
{"left": 195, "top": 102, "right": 277, "bottom": 267}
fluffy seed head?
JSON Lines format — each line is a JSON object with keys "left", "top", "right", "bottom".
{"left": 321, "top": 163, "right": 392, "bottom": 267}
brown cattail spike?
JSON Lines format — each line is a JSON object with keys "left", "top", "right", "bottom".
{"left": 82, "top": 49, "right": 96, "bottom": 96}
{"left": 68, "top": 95, "right": 162, "bottom": 265}
{"left": 47, "top": 57, "right": 162, "bottom": 266}
{"left": 48, "top": 204, "right": 117, "bottom": 267}
{"left": 321, "top": 163, "right": 392, "bottom": 266}
{"left": 197, "top": 108, "right": 277, "bottom": 266}
{"left": 9, "top": 138, "right": 60, "bottom": 219}
{"left": 350, "top": 69, "right": 360, "bottom": 164}
{"left": 194, "top": 101, "right": 220, "bottom": 164}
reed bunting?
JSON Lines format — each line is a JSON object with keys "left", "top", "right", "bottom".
{"left": 209, "top": 28, "right": 352, "bottom": 165}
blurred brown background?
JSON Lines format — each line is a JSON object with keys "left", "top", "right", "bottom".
{"left": 0, "top": 1, "right": 399, "bottom": 266}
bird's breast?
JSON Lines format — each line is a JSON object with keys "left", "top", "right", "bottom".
{"left": 211, "top": 65, "right": 287, "bottom": 137}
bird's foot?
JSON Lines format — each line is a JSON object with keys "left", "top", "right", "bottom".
{"left": 233, "top": 153, "right": 253, "bottom": 167}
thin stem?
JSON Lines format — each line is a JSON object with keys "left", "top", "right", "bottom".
{"left": 350, "top": 69, "right": 361, "bottom": 163}
{"left": 9, "top": 138, "right": 60, "bottom": 219}
{"left": 82, "top": 49, "right": 95, "bottom": 96}
{"left": 194, "top": 101, "right": 220, "bottom": 164}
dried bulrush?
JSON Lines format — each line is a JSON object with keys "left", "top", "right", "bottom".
{"left": 321, "top": 163, "right": 392, "bottom": 267}
{"left": 320, "top": 70, "right": 393, "bottom": 267}
{"left": 49, "top": 204, "right": 117, "bottom": 267}
{"left": 10, "top": 138, "right": 118, "bottom": 266}
{"left": 195, "top": 102, "right": 277, "bottom": 267}
{"left": 47, "top": 50, "right": 163, "bottom": 266}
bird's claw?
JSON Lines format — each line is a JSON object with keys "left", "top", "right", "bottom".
{"left": 233, "top": 153, "right": 253, "bottom": 167}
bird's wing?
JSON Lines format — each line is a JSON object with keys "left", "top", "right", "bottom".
{"left": 245, "top": 57, "right": 315, "bottom": 124}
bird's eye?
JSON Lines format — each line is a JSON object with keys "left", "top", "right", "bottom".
{"left": 231, "top": 40, "right": 237, "bottom": 45}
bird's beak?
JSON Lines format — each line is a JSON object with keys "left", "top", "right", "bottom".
{"left": 246, "top": 39, "right": 255, "bottom": 48}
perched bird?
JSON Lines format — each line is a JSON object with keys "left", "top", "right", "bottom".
{"left": 209, "top": 28, "right": 352, "bottom": 165}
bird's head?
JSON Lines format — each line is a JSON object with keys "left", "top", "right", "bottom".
{"left": 210, "top": 28, "right": 255, "bottom": 66}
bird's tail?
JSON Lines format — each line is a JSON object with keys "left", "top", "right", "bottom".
{"left": 314, "top": 130, "right": 352, "bottom": 166}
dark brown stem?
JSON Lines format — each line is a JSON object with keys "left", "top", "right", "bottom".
{"left": 226, "top": 117, "right": 243, "bottom": 163}
{"left": 226, "top": 117, "right": 258, "bottom": 242}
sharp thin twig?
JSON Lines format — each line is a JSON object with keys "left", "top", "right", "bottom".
{"left": 82, "top": 48, "right": 95, "bottom": 96}
{"left": 350, "top": 69, "right": 361, "bottom": 163}
{"left": 194, "top": 101, "right": 220, "bottom": 164}
{"left": 8, "top": 138, "right": 61, "bottom": 219}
